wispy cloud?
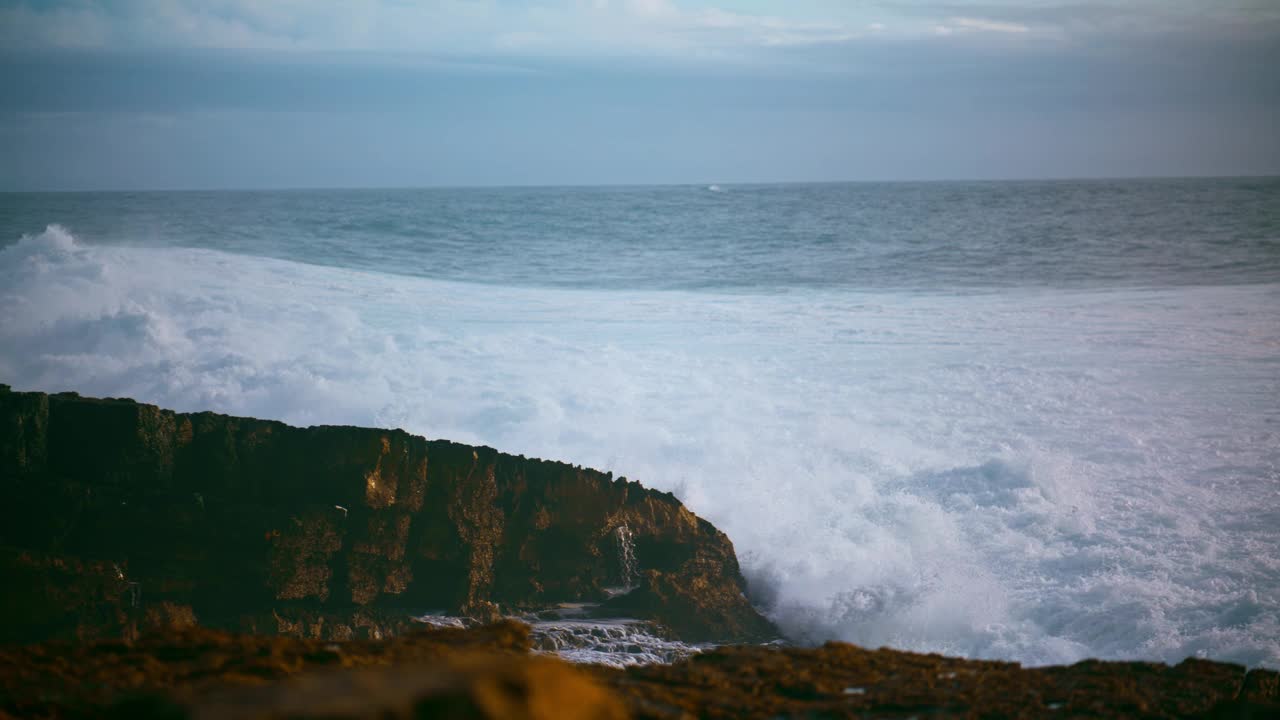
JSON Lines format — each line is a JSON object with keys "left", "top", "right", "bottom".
{"left": 947, "top": 17, "right": 1030, "bottom": 34}
{"left": 2, "top": 1, "right": 1276, "bottom": 188}
{"left": 0, "top": 2, "right": 1276, "bottom": 80}
{"left": 0, "top": 0, "right": 862, "bottom": 56}
{"left": 12, "top": 0, "right": 1266, "bottom": 60}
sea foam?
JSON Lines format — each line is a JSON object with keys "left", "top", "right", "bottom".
{"left": 2, "top": 226, "right": 1277, "bottom": 668}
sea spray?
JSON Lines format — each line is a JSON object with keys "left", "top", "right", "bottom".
{"left": 2, "top": 179, "right": 1277, "bottom": 669}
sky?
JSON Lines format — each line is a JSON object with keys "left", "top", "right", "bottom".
{"left": 1, "top": 0, "right": 1278, "bottom": 190}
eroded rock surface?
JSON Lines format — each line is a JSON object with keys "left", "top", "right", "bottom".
{"left": 0, "top": 620, "right": 597, "bottom": 719}
{"left": 0, "top": 386, "right": 775, "bottom": 645}
{"left": 605, "top": 641, "right": 1280, "bottom": 719}
{"left": 0, "top": 621, "right": 1275, "bottom": 719}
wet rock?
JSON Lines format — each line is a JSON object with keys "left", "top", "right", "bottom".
{"left": 599, "top": 565, "right": 777, "bottom": 643}
{"left": 0, "top": 387, "right": 774, "bottom": 645}
{"left": 1, "top": 621, "right": 1272, "bottom": 720}
{"left": 600, "top": 641, "right": 1279, "bottom": 719}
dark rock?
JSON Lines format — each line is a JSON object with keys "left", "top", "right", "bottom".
{"left": 0, "top": 547, "right": 134, "bottom": 643}
{"left": 0, "top": 621, "right": 1271, "bottom": 719}
{"left": 0, "top": 620, "right": 545, "bottom": 718}
{"left": 1241, "top": 667, "right": 1279, "bottom": 703}
{"left": 601, "top": 640, "right": 1278, "bottom": 719}
{"left": 0, "top": 387, "right": 776, "bottom": 645}
{"left": 598, "top": 564, "right": 777, "bottom": 643}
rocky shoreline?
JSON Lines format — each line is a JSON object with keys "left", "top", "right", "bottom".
{"left": 0, "top": 386, "right": 774, "bottom": 647}
{"left": 1, "top": 386, "right": 1276, "bottom": 718}
{"left": 2, "top": 619, "right": 1276, "bottom": 718}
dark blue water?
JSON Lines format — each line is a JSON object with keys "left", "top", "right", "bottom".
{"left": 3, "top": 178, "right": 1278, "bottom": 291}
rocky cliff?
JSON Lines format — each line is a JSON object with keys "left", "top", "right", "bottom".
{"left": 0, "top": 386, "right": 776, "bottom": 645}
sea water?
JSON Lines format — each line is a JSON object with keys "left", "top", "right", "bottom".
{"left": 1, "top": 179, "right": 1277, "bottom": 668}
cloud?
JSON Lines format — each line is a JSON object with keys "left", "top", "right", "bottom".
{"left": 2, "top": 0, "right": 1275, "bottom": 67}
{"left": 932, "top": 16, "right": 1031, "bottom": 36}
{"left": 2, "top": 3, "right": 1278, "bottom": 190}
{"left": 905, "top": 1, "right": 1280, "bottom": 39}
{"left": 948, "top": 17, "right": 1030, "bottom": 34}
{"left": 623, "top": 0, "right": 679, "bottom": 19}
{"left": 0, "top": 0, "right": 861, "bottom": 56}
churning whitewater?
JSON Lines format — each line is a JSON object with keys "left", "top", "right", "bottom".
{"left": 1, "top": 180, "right": 1277, "bottom": 669}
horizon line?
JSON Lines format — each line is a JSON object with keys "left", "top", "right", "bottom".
{"left": 2, "top": 171, "right": 1278, "bottom": 194}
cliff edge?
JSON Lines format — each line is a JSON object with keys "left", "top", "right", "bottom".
{"left": 0, "top": 385, "right": 776, "bottom": 645}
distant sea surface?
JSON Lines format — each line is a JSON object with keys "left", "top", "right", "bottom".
{"left": 2, "top": 178, "right": 1278, "bottom": 667}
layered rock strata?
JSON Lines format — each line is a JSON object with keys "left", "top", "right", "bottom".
{"left": 0, "top": 386, "right": 776, "bottom": 645}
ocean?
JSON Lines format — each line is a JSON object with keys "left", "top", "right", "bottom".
{"left": 1, "top": 178, "right": 1278, "bottom": 668}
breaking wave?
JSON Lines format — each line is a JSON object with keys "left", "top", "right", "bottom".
{"left": 2, "top": 225, "right": 1278, "bottom": 668}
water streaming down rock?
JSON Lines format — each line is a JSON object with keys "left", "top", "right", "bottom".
{"left": 415, "top": 526, "right": 706, "bottom": 668}
{"left": 530, "top": 618, "right": 701, "bottom": 667}
{"left": 517, "top": 527, "right": 706, "bottom": 668}
{"left": 614, "top": 523, "right": 638, "bottom": 592}
{"left": 522, "top": 600, "right": 703, "bottom": 667}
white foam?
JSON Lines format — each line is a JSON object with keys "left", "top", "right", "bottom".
{"left": 2, "top": 226, "right": 1278, "bottom": 668}
{"left": 528, "top": 617, "right": 703, "bottom": 667}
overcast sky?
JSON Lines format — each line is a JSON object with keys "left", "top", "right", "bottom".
{"left": 1, "top": 0, "right": 1278, "bottom": 190}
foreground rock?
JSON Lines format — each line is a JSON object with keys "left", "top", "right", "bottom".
{"left": 0, "top": 621, "right": 1274, "bottom": 719}
{"left": 0, "top": 386, "right": 775, "bottom": 645}
{"left": 0, "top": 620, "right": 625, "bottom": 719}
{"left": 608, "top": 641, "right": 1279, "bottom": 719}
